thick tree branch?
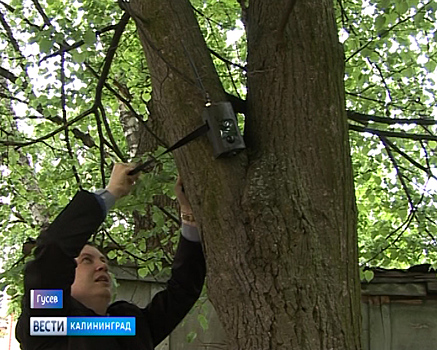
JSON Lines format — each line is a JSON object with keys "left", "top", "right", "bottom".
{"left": 349, "top": 124, "right": 437, "bottom": 142}
{"left": 0, "top": 10, "right": 24, "bottom": 57}
{"left": 222, "top": 95, "right": 437, "bottom": 131}
{"left": 94, "top": 12, "right": 131, "bottom": 105}
{"left": 0, "top": 66, "right": 17, "bottom": 83}
{"left": 0, "top": 0, "right": 13, "bottom": 12}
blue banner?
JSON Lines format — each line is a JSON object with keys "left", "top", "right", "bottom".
{"left": 30, "top": 317, "right": 136, "bottom": 336}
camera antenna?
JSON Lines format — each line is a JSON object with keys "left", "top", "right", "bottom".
{"left": 181, "top": 40, "right": 211, "bottom": 106}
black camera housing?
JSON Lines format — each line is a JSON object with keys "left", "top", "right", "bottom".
{"left": 202, "top": 101, "right": 246, "bottom": 158}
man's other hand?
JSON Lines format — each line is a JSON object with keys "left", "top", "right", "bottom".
{"left": 106, "top": 163, "right": 139, "bottom": 199}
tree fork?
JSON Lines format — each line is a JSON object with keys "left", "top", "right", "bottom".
{"left": 129, "top": 0, "right": 361, "bottom": 349}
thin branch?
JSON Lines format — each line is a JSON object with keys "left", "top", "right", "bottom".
{"left": 71, "top": 126, "right": 97, "bottom": 148}
{"left": 345, "top": 37, "right": 375, "bottom": 63}
{"left": 0, "top": 109, "right": 94, "bottom": 147}
{"left": 102, "top": 137, "right": 123, "bottom": 157}
{"left": 364, "top": 211, "right": 415, "bottom": 265}
{"left": 191, "top": 5, "right": 225, "bottom": 28}
{"left": 209, "top": 49, "right": 246, "bottom": 71}
{"left": 420, "top": 140, "right": 431, "bottom": 171}
{"left": 98, "top": 103, "right": 126, "bottom": 162}
{"left": 94, "top": 109, "right": 106, "bottom": 188}
{"left": 347, "top": 111, "right": 436, "bottom": 126}
{"left": 383, "top": 137, "right": 436, "bottom": 180}
{"left": 39, "top": 24, "right": 119, "bottom": 63}
{"left": 349, "top": 124, "right": 437, "bottom": 142}
{"left": 40, "top": 41, "right": 85, "bottom": 63}
{"left": 202, "top": 19, "right": 243, "bottom": 99}
{"left": 367, "top": 58, "right": 393, "bottom": 102}
{"left": 236, "top": 0, "right": 248, "bottom": 27}
{"left": 346, "top": 91, "right": 429, "bottom": 114}
{"left": 346, "top": 0, "right": 432, "bottom": 63}
{"left": 337, "top": 0, "right": 353, "bottom": 35}
{"left": 96, "top": 24, "right": 118, "bottom": 35}
{"left": 60, "top": 51, "right": 82, "bottom": 189}
{"left": 103, "top": 229, "right": 158, "bottom": 265}
{"left": 31, "top": 0, "right": 51, "bottom": 27}
{"left": 380, "top": 135, "right": 414, "bottom": 209}
{"left": 155, "top": 205, "right": 181, "bottom": 226}
{"left": 84, "top": 62, "right": 167, "bottom": 147}
{"left": 0, "top": 92, "right": 27, "bottom": 104}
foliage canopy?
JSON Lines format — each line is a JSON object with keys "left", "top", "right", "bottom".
{"left": 0, "top": 0, "right": 437, "bottom": 304}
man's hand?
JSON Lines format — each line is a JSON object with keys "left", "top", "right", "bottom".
{"left": 175, "top": 176, "right": 197, "bottom": 227}
{"left": 106, "top": 163, "right": 139, "bottom": 200}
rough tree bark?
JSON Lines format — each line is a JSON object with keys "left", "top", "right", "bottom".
{"left": 128, "top": 0, "right": 361, "bottom": 349}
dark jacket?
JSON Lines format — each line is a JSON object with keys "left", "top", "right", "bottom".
{"left": 16, "top": 190, "right": 206, "bottom": 350}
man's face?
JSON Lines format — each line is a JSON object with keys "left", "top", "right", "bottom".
{"left": 71, "top": 245, "right": 112, "bottom": 308}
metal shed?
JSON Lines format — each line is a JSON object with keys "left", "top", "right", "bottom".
{"left": 362, "top": 265, "right": 437, "bottom": 350}
{"left": 113, "top": 264, "right": 437, "bottom": 350}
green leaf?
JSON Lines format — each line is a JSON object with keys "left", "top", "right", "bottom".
{"left": 39, "top": 38, "right": 53, "bottom": 53}
{"left": 380, "top": 0, "right": 391, "bottom": 8}
{"left": 107, "top": 250, "right": 117, "bottom": 260}
{"left": 425, "top": 60, "right": 436, "bottom": 73}
{"left": 364, "top": 270, "right": 374, "bottom": 282}
{"left": 395, "top": 0, "right": 409, "bottom": 15}
{"left": 428, "top": 141, "right": 437, "bottom": 149}
{"left": 186, "top": 331, "right": 197, "bottom": 343}
{"left": 198, "top": 314, "right": 209, "bottom": 331}
{"left": 375, "top": 15, "right": 386, "bottom": 30}
{"left": 138, "top": 267, "right": 149, "bottom": 278}
{"left": 6, "top": 287, "right": 17, "bottom": 296}
{"left": 414, "top": 10, "right": 425, "bottom": 26}
{"left": 84, "top": 29, "right": 96, "bottom": 47}
{"left": 72, "top": 50, "right": 87, "bottom": 63}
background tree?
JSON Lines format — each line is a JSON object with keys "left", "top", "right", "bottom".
{"left": 0, "top": 0, "right": 436, "bottom": 349}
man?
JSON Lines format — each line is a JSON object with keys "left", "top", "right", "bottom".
{"left": 16, "top": 163, "right": 205, "bottom": 350}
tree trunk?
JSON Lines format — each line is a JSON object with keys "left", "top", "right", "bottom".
{"left": 128, "top": 0, "right": 361, "bottom": 349}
